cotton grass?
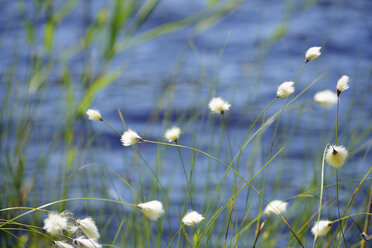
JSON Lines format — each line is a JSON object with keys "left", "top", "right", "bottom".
{"left": 182, "top": 210, "right": 204, "bottom": 226}
{"left": 43, "top": 212, "right": 69, "bottom": 236}
{"left": 76, "top": 217, "right": 100, "bottom": 240}
{"left": 72, "top": 236, "right": 102, "bottom": 248}
{"left": 311, "top": 220, "right": 332, "bottom": 237}
{"left": 208, "top": 97, "right": 231, "bottom": 114}
{"left": 263, "top": 200, "right": 288, "bottom": 216}
{"left": 164, "top": 126, "right": 181, "bottom": 143}
{"left": 305, "top": 46, "right": 322, "bottom": 63}
{"left": 86, "top": 109, "right": 103, "bottom": 121}
{"left": 53, "top": 241, "right": 74, "bottom": 248}
{"left": 121, "top": 129, "right": 143, "bottom": 146}
{"left": 137, "top": 200, "right": 164, "bottom": 221}
{"left": 336, "top": 75, "right": 350, "bottom": 95}
{"left": 325, "top": 145, "right": 348, "bottom": 168}
{"left": 276, "top": 81, "right": 295, "bottom": 98}
{"left": 314, "top": 90, "right": 338, "bottom": 107}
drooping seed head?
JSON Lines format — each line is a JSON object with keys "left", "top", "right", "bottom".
{"left": 121, "top": 129, "right": 142, "bottom": 146}
{"left": 137, "top": 200, "right": 164, "bottom": 221}
{"left": 86, "top": 109, "right": 103, "bottom": 121}
{"left": 305, "top": 46, "right": 322, "bottom": 63}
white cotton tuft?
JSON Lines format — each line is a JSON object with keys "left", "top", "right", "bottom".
{"left": 43, "top": 212, "right": 68, "bottom": 236}
{"left": 86, "top": 109, "right": 103, "bottom": 121}
{"left": 263, "top": 200, "right": 288, "bottom": 216}
{"left": 76, "top": 217, "right": 100, "bottom": 240}
{"left": 53, "top": 241, "right": 74, "bottom": 248}
{"left": 311, "top": 220, "right": 332, "bottom": 237}
{"left": 325, "top": 145, "right": 348, "bottom": 168}
{"left": 336, "top": 75, "right": 350, "bottom": 94}
{"left": 137, "top": 200, "right": 164, "bottom": 221}
{"left": 182, "top": 210, "right": 204, "bottom": 226}
{"left": 121, "top": 129, "right": 142, "bottom": 146}
{"left": 72, "top": 236, "right": 102, "bottom": 248}
{"left": 164, "top": 126, "right": 181, "bottom": 143}
{"left": 305, "top": 47, "right": 322, "bottom": 63}
{"left": 314, "top": 90, "right": 338, "bottom": 107}
{"left": 277, "top": 81, "right": 295, "bottom": 98}
{"left": 208, "top": 97, "right": 231, "bottom": 114}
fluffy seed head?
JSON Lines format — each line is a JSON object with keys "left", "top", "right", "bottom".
{"left": 208, "top": 97, "right": 231, "bottom": 114}
{"left": 86, "top": 109, "right": 103, "bottom": 121}
{"left": 53, "top": 241, "right": 74, "bottom": 248}
{"left": 326, "top": 145, "right": 348, "bottom": 168}
{"left": 182, "top": 211, "right": 205, "bottom": 226}
{"left": 311, "top": 220, "right": 332, "bottom": 237}
{"left": 336, "top": 75, "right": 350, "bottom": 95}
{"left": 121, "top": 129, "right": 142, "bottom": 146}
{"left": 76, "top": 217, "right": 100, "bottom": 240}
{"left": 43, "top": 212, "right": 68, "bottom": 236}
{"left": 277, "top": 81, "right": 295, "bottom": 98}
{"left": 72, "top": 236, "right": 102, "bottom": 248}
{"left": 137, "top": 200, "right": 164, "bottom": 221}
{"left": 263, "top": 200, "right": 288, "bottom": 216}
{"left": 164, "top": 126, "right": 181, "bottom": 143}
{"left": 314, "top": 90, "right": 338, "bottom": 107}
{"left": 305, "top": 46, "right": 322, "bottom": 63}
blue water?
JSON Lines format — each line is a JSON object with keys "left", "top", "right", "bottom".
{"left": 1, "top": 0, "right": 372, "bottom": 246}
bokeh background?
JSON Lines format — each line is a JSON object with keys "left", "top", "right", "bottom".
{"left": 1, "top": 0, "right": 372, "bottom": 247}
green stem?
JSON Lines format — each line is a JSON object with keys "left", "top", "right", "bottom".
{"left": 131, "top": 147, "right": 180, "bottom": 221}
{"left": 335, "top": 95, "right": 347, "bottom": 248}
{"left": 313, "top": 144, "right": 329, "bottom": 248}
{"left": 0, "top": 198, "right": 136, "bottom": 228}
{"left": 145, "top": 139, "right": 304, "bottom": 247}
{"left": 168, "top": 225, "right": 185, "bottom": 248}
{"left": 103, "top": 120, "right": 122, "bottom": 136}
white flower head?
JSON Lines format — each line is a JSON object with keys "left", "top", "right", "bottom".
{"left": 86, "top": 109, "right": 103, "bottom": 121}
{"left": 314, "top": 90, "right": 338, "bottom": 107}
{"left": 76, "top": 217, "right": 100, "bottom": 240}
{"left": 311, "top": 220, "right": 332, "bottom": 237}
{"left": 305, "top": 47, "right": 322, "bottom": 63}
{"left": 208, "top": 97, "right": 231, "bottom": 114}
{"left": 137, "top": 200, "right": 164, "bottom": 221}
{"left": 121, "top": 129, "right": 143, "bottom": 146}
{"left": 182, "top": 210, "right": 205, "bottom": 226}
{"left": 277, "top": 81, "right": 295, "bottom": 98}
{"left": 72, "top": 236, "right": 102, "bottom": 248}
{"left": 43, "top": 212, "right": 68, "bottom": 236}
{"left": 164, "top": 126, "right": 181, "bottom": 143}
{"left": 263, "top": 200, "right": 288, "bottom": 216}
{"left": 336, "top": 75, "right": 350, "bottom": 95}
{"left": 325, "top": 145, "right": 348, "bottom": 168}
{"left": 53, "top": 241, "right": 74, "bottom": 248}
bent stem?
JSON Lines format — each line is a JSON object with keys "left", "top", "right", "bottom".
{"left": 146, "top": 139, "right": 304, "bottom": 247}
{"left": 255, "top": 62, "right": 306, "bottom": 241}
{"left": 0, "top": 198, "right": 136, "bottom": 228}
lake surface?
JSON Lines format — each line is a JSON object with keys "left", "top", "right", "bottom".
{"left": 1, "top": 0, "right": 372, "bottom": 246}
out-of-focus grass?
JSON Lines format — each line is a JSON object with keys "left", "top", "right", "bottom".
{"left": 1, "top": 0, "right": 372, "bottom": 247}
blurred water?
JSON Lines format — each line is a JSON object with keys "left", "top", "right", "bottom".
{"left": 1, "top": 0, "right": 372, "bottom": 246}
